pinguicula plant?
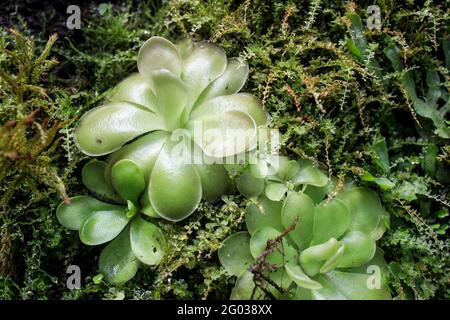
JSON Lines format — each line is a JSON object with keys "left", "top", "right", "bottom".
{"left": 57, "top": 36, "right": 266, "bottom": 284}
{"left": 219, "top": 159, "right": 392, "bottom": 300}
{"left": 57, "top": 36, "right": 392, "bottom": 296}
{"left": 74, "top": 36, "right": 267, "bottom": 221}
{"left": 57, "top": 159, "right": 166, "bottom": 284}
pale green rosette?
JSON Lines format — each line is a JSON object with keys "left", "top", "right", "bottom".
{"left": 74, "top": 37, "right": 266, "bottom": 222}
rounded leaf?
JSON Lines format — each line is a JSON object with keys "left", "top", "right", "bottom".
{"left": 181, "top": 41, "right": 227, "bottom": 110}
{"left": 265, "top": 182, "right": 288, "bottom": 201}
{"left": 292, "top": 164, "right": 328, "bottom": 187}
{"left": 285, "top": 263, "right": 322, "bottom": 290}
{"left": 109, "top": 73, "right": 158, "bottom": 113}
{"left": 303, "top": 177, "right": 337, "bottom": 204}
{"left": 250, "top": 227, "right": 281, "bottom": 258}
{"left": 314, "top": 270, "right": 391, "bottom": 300}
{"left": 139, "top": 186, "right": 160, "bottom": 218}
{"left": 149, "top": 141, "right": 202, "bottom": 221}
{"left": 56, "top": 195, "right": 122, "bottom": 230}
{"left": 111, "top": 159, "right": 145, "bottom": 204}
{"left": 137, "top": 36, "right": 181, "bottom": 78}
{"left": 191, "top": 93, "right": 267, "bottom": 126}
{"left": 99, "top": 226, "right": 139, "bottom": 285}
{"left": 82, "top": 159, "right": 121, "bottom": 203}
{"left": 231, "top": 270, "right": 260, "bottom": 300}
{"left": 189, "top": 110, "right": 257, "bottom": 158}
{"left": 337, "top": 187, "right": 382, "bottom": 234}
{"left": 130, "top": 217, "right": 166, "bottom": 265}
{"left": 218, "top": 232, "right": 254, "bottom": 276}
{"left": 337, "top": 231, "right": 376, "bottom": 268}
{"left": 281, "top": 192, "right": 315, "bottom": 250}
{"left": 75, "top": 102, "right": 166, "bottom": 156}
{"left": 195, "top": 163, "right": 231, "bottom": 201}
{"left": 106, "top": 131, "right": 169, "bottom": 184}
{"left": 245, "top": 196, "right": 284, "bottom": 234}
{"left": 152, "top": 69, "right": 188, "bottom": 130}
{"left": 276, "top": 157, "right": 300, "bottom": 181}
{"left": 195, "top": 57, "right": 249, "bottom": 107}
{"left": 299, "top": 238, "right": 342, "bottom": 277}
{"left": 311, "top": 198, "right": 351, "bottom": 245}
{"left": 79, "top": 208, "right": 129, "bottom": 245}
{"left": 236, "top": 168, "right": 265, "bottom": 198}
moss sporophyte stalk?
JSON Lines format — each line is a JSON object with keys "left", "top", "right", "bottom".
{"left": 57, "top": 36, "right": 391, "bottom": 298}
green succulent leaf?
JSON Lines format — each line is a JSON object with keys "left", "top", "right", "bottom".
{"left": 337, "top": 187, "right": 382, "bottom": 234}
{"left": 250, "top": 227, "right": 281, "bottom": 259}
{"left": 285, "top": 263, "right": 322, "bottom": 290}
{"left": 236, "top": 168, "right": 265, "bottom": 198}
{"left": 276, "top": 158, "right": 300, "bottom": 181}
{"left": 137, "top": 36, "right": 182, "bottom": 78}
{"left": 81, "top": 159, "right": 121, "bottom": 203}
{"left": 299, "top": 238, "right": 343, "bottom": 277}
{"left": 191, "top": 93, "right": 267, "bottom": 127}
{"left": 195, "top": 163, "right": 231, "bottom": 201}
{"left": 109, "top": 73, "right": 158, "bottom": 113}
{"left": 99, "top": 226, "right": 139, "bottom": 285}
{"left": 313, "top": 270, "right": 391, "bottom": 300}
{"left": 250, "top": 155, "right": 282, "bottom": 179}
{"left": 337, "top": 231, "right": 376, "bottom": 268}
{"left": 231, "top": 270, "right": 261, "bottom": 300}
{"left": 181, "top": 41, "right": 227, "bottom": 110}
{"left": 265, "top": 182, "right": 288, "bottom": 201}
{"left": 139, "top": 187, "right": 160, "bottom": 218}
{"left": 218, "top": 232, "right": 254, "bottom": 276}
{"left": 292, "top": 164, "right": 328, "bottom": 187}
{"left": 75, "top": 102, "right": 166, "bottom": 156}
{"left": 189, "top": 109, "right": 257, "bottom": 158}
{"left": 152, "top": 69, "right": 188, "bottom": 130}
{"left": 175, "top": 38, "right": 194, "bottom": 59}
{"left": 56, "top": 195, "right": 122, "bottom": 230}
{"left": 111, "top": 159, "right": 145, "bottom": 204}
{"left": 195, "top": 57, "right": 249, "bottom": 107}
{"left": 249, "top": 227, "right": 297, "bottom": 266}
{"left": 245, "top": 196, "right": 284, "bottom": 234}
{"left": 303, "top": 177, "right": 337, "bottom": 204}
{"left": 149, "top": 140, "right": 202, "bottom": 221}
{"left": 370, "top": 209, "right": 389, "bottom": 241}
{"left": 130, "top": 217, "right": 166, "bottom": 265}
{"left": 106, "top": 131, "right": 168, "bottom": 184}
{"left": 311, "top": 198, "right": 351, "bottom": 245}
{"left": 319, "top": 244, "right": 345, "bottom": 273}
{"left": 281, "top": 192, "right": 315, "bottom": 250}
{"left": 79, "top": 208, "right": 129, "bottom": 245}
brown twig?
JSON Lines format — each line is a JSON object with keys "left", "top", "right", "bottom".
{"left": 249, "top": 217, "right": 298, "bottom": 299}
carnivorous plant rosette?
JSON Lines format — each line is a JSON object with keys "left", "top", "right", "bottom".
{"left": 219, "top": 159, "right": 392, "bottom": 300}
{"left": 74, "top": 36, "right": 267, "bottom": 221}
{"left": 57, "top": 159, "right": 166, "bottom": 284}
